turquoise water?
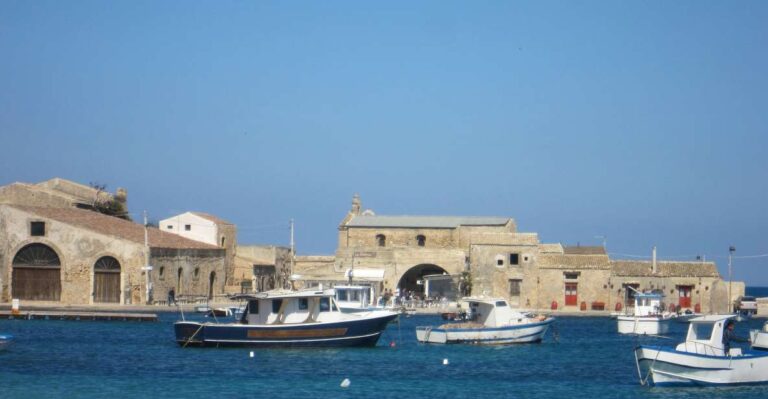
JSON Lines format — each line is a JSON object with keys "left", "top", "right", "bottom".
{"left": 1, "top": 305, "right": 767, "bottom": 398}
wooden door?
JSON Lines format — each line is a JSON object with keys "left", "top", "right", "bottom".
{"left": 94, "top": 272, "right": 120, "bottom": 303}
{"left": 12, "top": 268, "right": 61, "bottom": 301}
{"left": 678, "top": 285, "right": 692, "bottom": 308}
{"left": 565, "top": 283, "right": 578, "bottom": 306}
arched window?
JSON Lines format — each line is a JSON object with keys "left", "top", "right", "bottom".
{"left": 416, "top": 235, "right": 426, "bottom": 247}
{"left": 376, "top": 234, "right": 386, "bottom": 247}
{"left": 194, "top": 267, "right": 200, "bottom": 279}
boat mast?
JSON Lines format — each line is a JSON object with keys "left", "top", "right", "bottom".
{"left": 728, "top": 246, "right": 735, "bottom": 313}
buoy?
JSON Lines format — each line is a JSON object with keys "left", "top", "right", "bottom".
{"left": 249, "top": 351, "right": 254, "bottom": 358}
{"left": 443, "top": 358, "right": 449, "bottom": 365}
{"left": 389, "top": 341, "right": 396, "bottom": 348}
{"left": 340, "top": 378, "right": 351, "bottom": 388}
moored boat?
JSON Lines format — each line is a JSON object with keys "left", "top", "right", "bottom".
{"left": 617, "top": 291, "right": 672, "bottom": 335}
{"left": 174, "top": 289, "right": 398, "bottom": 348}
{"left": 635, "top": 315, "right": 768, "bottom": 386}
{"left": 415, "top": 297, "right": 554, "bottom": 345}
{"left": 0, "top": 334, "right": 13, "bottom": 351}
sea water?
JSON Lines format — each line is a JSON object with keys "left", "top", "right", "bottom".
{"left": 1, "top": 294, "right": 767, "bottom": 398}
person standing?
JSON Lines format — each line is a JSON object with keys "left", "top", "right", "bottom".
{"left": 722, "top": 319, "right": 749, "bottom": 355}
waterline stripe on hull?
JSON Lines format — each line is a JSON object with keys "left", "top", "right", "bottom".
{"left": 184, "top": 331, "right": 382, "bottom": 345}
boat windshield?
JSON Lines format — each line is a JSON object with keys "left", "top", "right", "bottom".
{"left": 319, "top": 297, "right": 330, "bottom": 312}
{"left": 495, "top": 301, "right": 508, "bottom": 307}
{"left": 689, "top": 322, "right": 715, "bottom": 341}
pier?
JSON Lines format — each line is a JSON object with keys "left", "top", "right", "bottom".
{"left": 0, "top": 310, "right": 158, "bottom": 322}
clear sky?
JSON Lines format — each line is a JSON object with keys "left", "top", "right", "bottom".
{"left": 1, "top": 1, "right": 767, "bottom": 284}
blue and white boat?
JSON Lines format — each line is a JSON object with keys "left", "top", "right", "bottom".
{"left": 0, "top": 334, "right": 13, "bottom": 351}
{"left": 634, "top": 315, "right": 768, "bottom": 386}
{"left": 175, "top": 289, "right": 398, "bottom": 348}
{"left": 415, "top": 297, "right": 554, "bottom": 344}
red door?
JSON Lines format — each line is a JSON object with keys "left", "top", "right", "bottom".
{"left": 678, "top": 285, "right": 692, "bottom": 308}
{"left": 565, "top": 283, "right": 578, "bottom": 306}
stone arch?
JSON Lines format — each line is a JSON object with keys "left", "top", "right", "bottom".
{"left": 396, "top": 264, "right": 449, "bottom": 297}
{"left": 93, "top": 255, "right": 121, "bottom": 303}
{"left": 11, "top": 242, "right": 62, "bottom": 301}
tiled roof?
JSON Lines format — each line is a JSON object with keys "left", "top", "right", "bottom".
{"left": 346, "top": 215, "right": 511, "bottom": 229}
{"left": 563, "top": 246, "right": 607, "bottom": 255}
{"left": 611, "top": 260, "right": 720, "bottom": 278}
{"left": 190, "top": 212, "right": 233, "bottom": 225}
{"left": 9, "top": 205, "right": 220, "bottom": 250}
{"left": 538, "top": 254, "right": 612, "bottom": 270}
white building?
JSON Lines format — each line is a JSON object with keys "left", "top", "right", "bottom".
{"left": 159, "top": 212, "right": 231, "bottom": 247}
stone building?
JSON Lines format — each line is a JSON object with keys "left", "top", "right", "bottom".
{"left": 0, "top": 204, "right": 225, "bottom": 305}
{"left": 293, "top": 195, "right": 742, "bottom": 313}
{"left": 159, "top": 212, "right": 237, "bottom": 288}
{"left": 232, "top": 245, "right": 292, "bottom": 293}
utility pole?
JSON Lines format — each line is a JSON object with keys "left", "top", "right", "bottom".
{"left": 289, "top": 218, "right": 295, "bottom": 277}
{"left": 728, "top": 246, "right": 735, "bottom": 313}
{"left": 143, "top": 210, "right": 151, "bottom": 304}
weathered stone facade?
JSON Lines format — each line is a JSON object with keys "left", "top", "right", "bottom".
{"left": 0, "top": 204, "right": 225, "bottom": 305}
{"left": 232, "top": 245, "right": 292, "bottom": 293}
{"left": 293, "top": 195, "right": 744, "bottom": 313}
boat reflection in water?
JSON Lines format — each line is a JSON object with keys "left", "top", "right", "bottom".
{"left": 174, "top": 289, "right": 398, "bottom": 348}
{"left": 415, "top": 297, "right": 554, "bottom": 345}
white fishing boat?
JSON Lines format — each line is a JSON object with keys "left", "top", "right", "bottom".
{"left": 415, "top": 297, "right": 554, "bottom": 345}
{"left": 750, "top": 321, "right": 768, "bottom": 351}
{"left": 617, "top": 291, "right": 672, "bottom": 335}
{"left": 175, "top": 289, "right": 398, "bottom": 348}
{"left": 635, "top": 315, "right": 768, "bottom": 386}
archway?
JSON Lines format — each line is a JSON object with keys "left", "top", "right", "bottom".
{"left": 94, "top": 256, "right": 121, "bottom": 303}
{"left": 396, "top": 264, "right": 449, "bottom": 298}
{"left": 208, "top": 271, "right": 216, "bottom": 299}
{"left": 12, "top": 243, "right": 62, "bottom": 301}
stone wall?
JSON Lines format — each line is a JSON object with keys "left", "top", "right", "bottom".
{"left": 0, "top": 205, "right": 146, "bottom": 304}
{"left": 150, "top": 248, "right": 226, "bottom": 301}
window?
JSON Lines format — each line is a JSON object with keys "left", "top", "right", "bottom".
{"left": 272, "top": 299, "right": 283, "bottom": 313}
{"left": 564, "top": 272, "right": 579, "bottom": 280}
{"left": 220, "top": 237, "right": 226, "bottom": 247}
{"left": 416, "top": 235, "right": 426, "bottom": 247}
{"left": 376, "top": 234, "right": 386, "bottom": 247}
{"left": 193, "top": 267, "right": 200, "bottom": 279}
{"left": 159, "top": 266, "right": 165, "bottom": 279}
{"left": 248, "top": 300, "right": 259, "bottom": 314}
{"left": 167, "top": 225, "right": 173, "bottom": 230}
{"left": 509, "top": 253, "right": 519, "bottom": 265}
{"left": 30, "top": 221, "right": 46, "bottom": 236}
{"left": 509, "top": 279, "right": 522, "bottom": 296}
{"left": 495, "top": 300, "right": 508, "bottom": 307}
{"left": 185, "top": 224, "right": 191, "bottom": 231}
{"left": 298, "top": 298, "right": 308, "bottom": 310}
{"left": 319, "top": 297, "right": 330, "bottom": 311}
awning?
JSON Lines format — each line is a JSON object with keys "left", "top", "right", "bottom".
{"left": 344, "top": 268, "right": 385, "bottom": 281}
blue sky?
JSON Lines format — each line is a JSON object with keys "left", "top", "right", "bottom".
{"left": 1, "top": 1, "right": 767, "bottom": 284}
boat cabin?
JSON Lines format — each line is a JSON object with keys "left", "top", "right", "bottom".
{"left": 676, "top": 315, "right": 737, "bottom": 356}
{"left": 334, "top": 285, "right": 374, "bottom": 310}
{"left": 463, "top": 298, "right": 528, "bottom": 327}
{"left": 236, "top": 290, "right": 342, "bottom": 325}
{"left": 632, "top": 292, "right": 665, "bottom": 317}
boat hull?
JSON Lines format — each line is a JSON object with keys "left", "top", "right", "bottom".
{"left": 0, "top": 334, "right": 12, "bottom": 351}
{"left": 415, "top": 318, "right": 554, "bottom": 345}
{"left": 617, "top": 316, "right": 670, "bottom": 335}
{"left": 635, "top": 345, "right": 768, "bottom": 386}
{"left": 174, "top": 313, "right": 398, "bottom": 348}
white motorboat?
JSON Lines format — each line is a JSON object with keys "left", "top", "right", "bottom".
{"left": 175, "top": 289, "right": 398, "bottom": 348}
{"left": 617, "top": 291, "right": 672, "bottom": 335}
{"left": 635, "top": 315, "right": 768, "bottom": 386}
{"left": 750, "top": 321, "right": 768, "bottom": 351}
{"left": 415, "top": 297, "right": 554, "bottom": 345}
